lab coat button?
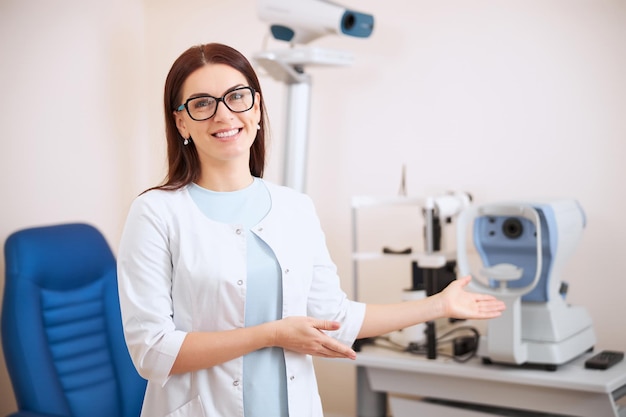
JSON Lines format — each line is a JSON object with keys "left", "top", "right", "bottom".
{"left": 233, "top": 380, "right": 240, "bottom": 386}
{"left": 284, "top": 269, "right": 290, "bottom": 274}
{"left": 289, "top": 375, "right": 295, "bottom": 381}
{"left": 237, "top": 280, "right": 243, "bottom": 286}
{"left": 235, "top": 228, "right": 242, "bottom": 235}
{"left": 257, "top": 227, "right": 263, "bottom": 232}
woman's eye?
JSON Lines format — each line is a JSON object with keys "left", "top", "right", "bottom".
{"left": 227, "top": 92, "right": 244, "bottom": 102}
{"left": 193, "top": 98, "right": 214, "bottom": 109}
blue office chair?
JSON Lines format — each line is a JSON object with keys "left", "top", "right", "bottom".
{"left": 2, "top": 223, "right": 146, "bottom": 417}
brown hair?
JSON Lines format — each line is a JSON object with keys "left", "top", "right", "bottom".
{"left": 152, "top": 43, "right": 268, "bottom": 192}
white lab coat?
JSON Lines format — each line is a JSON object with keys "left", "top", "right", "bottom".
{"left": 117, "top": 180, "right": 366, "bottom": 417}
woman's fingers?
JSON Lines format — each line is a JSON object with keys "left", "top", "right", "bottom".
{"left": 276, "top": 317, "right": 356, "bottom": 359}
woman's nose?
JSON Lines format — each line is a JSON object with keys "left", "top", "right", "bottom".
{"left": 212, "top": 100, "right": 233, "bottom": 120}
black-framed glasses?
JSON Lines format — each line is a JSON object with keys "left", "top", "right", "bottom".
{"left": 176, "top": 86, "right": 256, "bottom": 121}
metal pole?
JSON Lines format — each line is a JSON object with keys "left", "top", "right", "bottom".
{"left": 423, "top": 200, "right": 438, "bottom": 359}
{"left": 282, "top": 76, "right": 311, "bottom": 192}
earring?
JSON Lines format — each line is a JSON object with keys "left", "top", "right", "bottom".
{"left": 183, "top": 137, "right": 190, "bottom": 146}
{"left": 257, "top": 124, "right": 261, "bottom": 130}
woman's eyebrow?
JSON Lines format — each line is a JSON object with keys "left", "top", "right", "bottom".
{"left": 187, "top": 84, "right": 246, "bottom": 100}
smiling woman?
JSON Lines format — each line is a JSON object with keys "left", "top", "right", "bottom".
{"left": 171, "top": 63, "right": 262, "bottom": 188}
{"left": 156, "top": 43, "right": 269, "bottom": 191}
{"left": 116, "top": 42, "right": 505, "bottom": 417}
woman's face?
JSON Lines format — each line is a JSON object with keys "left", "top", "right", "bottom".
{"left": 174, "top": 63, "right": 261, "bottom": 171}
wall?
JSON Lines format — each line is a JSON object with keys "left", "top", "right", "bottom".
{"left": 0, "top": 0, "right": 147, "bottom": 414}
{"left": 1, "top": 1, "right": 625, "bottom": 416}
{"left": 303, "top": 3, "right": 626, "bottom": 414}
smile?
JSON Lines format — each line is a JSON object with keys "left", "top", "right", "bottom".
{"left": 213, "top": 128, "right": 241, "bottom": 139}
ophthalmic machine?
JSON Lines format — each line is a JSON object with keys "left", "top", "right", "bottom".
{"left": 456, "top": 199, "right": 596, "bottom": 370}
{"left": 254, "top": 0, "right": 374, "bottom": 192}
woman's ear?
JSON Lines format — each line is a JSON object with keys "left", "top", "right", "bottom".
{"left": 254, "top": 92, "right": 262, "bottom": 126}
{"left": 174, "top": 111, "right": 189, "bottom": 139}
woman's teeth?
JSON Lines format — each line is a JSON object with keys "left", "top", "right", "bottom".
{"left": 214, "top": 128, "right": 239, "bottom": 138}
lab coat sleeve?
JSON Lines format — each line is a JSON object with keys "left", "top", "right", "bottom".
{"left": 117, "top": 193, "right": 186, "bottom": 386}
{"left": 301, "top": 195, "right": 366, "bottom": 346}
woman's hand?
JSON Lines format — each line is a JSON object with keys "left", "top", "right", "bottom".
{"left": 271, "top": 316, "right": 357, "bottom": 360}
{"left": 438, "top": 275, "right": 506, "bottom": 320}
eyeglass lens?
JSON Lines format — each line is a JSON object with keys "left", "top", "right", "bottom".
{"left": 186, "top": 87, "right": 254, "bottom": 121}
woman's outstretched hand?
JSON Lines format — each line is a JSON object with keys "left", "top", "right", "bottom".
{"left": 438, "top": 275, "right": 506, "bottom": 320}
{"left": 272, "top": 316, "right": 357, "bottom": 360}
{"left": 269, "top": 277, "right": 504, "bottom": 359}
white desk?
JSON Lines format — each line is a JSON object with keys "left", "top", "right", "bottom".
{"left": 354, "top": 345, "right": 626, "bottom": 417}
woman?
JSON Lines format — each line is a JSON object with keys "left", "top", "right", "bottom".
{"left": 117, "top": 43, "right": 505, "bottom": 417}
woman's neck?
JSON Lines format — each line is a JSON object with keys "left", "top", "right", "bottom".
{"left": 196, "top": 169, "right": 254, "bottom": 192}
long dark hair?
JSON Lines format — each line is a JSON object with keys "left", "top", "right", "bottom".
{"left": 152, "top": 43, "right": 268, "bottom": 192}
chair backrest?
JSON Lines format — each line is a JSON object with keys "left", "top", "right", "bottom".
{"left": 2, "top": 223, "right": 146, "bottom": 417}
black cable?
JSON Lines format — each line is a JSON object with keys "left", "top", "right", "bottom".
{"left": 434, "top": 325, "right": 480, "bottom": 363}
{"left": 372, "top": 325, "right": 481, "bottom": 363}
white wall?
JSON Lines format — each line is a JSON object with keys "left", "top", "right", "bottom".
{"left": 1, "top": 1, "right": 625, "bottom": 416}
{"left": 0, "top": 0, "right": 147, "bottom": 414}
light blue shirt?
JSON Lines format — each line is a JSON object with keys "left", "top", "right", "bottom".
{"left": 189, "top": 178, "right": 288, "bottom": 417}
